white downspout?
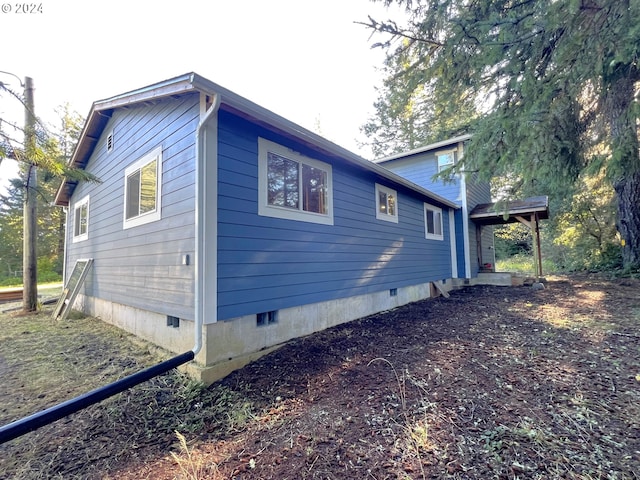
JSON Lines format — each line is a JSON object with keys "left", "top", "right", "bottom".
{"left": 458, "top": 142, "right": 472, "bottom": 279}
{"left": 449, "top": 209, "right": 458, "bottom": 278}
{"left": 193, "top": 92, "right": 221, "bottom": 355}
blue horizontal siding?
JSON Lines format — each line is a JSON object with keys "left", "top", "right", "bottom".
{"left": 216, "top": 110, "right": 453, "bottom": 320}
{"left": 382, "top": 154, "right": 462, "bottom": 205}
{"left": 65, "top": 94, "right": 200, "bottom": 320}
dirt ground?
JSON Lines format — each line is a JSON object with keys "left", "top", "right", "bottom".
{"left": 1, "top": 275, "right": 639, "bottom": 479}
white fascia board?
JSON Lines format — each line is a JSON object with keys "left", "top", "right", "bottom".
{"left": 374, "top": 134, "right": 472, "bottom": 164}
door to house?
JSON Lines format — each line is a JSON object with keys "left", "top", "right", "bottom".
{"left": 475, "top": 225, "right": 494, "bottom": 272}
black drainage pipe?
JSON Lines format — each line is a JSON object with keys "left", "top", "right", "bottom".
{"left": 0, "top": 350, "right": 195, "bottom": 445}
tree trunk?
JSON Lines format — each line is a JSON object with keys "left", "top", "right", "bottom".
{"left": 605, "top": 66, "right": 640, "bottom": 270}
{"left": 56, "top": 213, "right": 65, "bottom": 275}
{"left": 614, "top": 171, "right": 640, "bottom": 269}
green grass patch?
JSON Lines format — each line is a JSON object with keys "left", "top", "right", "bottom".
{"left": 496, "top": 253, "right": 558, "bottom": 274}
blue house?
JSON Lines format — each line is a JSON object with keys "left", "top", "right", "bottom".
{"left": 55, "top": 73, "right": 460, "bottom": 383}
{"left": 374, "top": 137, "right": 496, "bottom": 280}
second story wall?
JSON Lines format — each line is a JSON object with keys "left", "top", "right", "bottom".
{"left": 379, "top": 153, "right": 463, "bottom": 206}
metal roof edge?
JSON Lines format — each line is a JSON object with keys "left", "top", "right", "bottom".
{"left": 92, "top": 73, "right": 198, "bottom": 110}
{"left": 54, "top": 74, "right": 200, "bottom": 206}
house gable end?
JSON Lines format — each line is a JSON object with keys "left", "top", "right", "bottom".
{"left": 63, "top": 93, "right": 201, "bottom": 321}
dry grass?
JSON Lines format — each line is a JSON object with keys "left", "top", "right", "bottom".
{"left": 0, "top": 306, "right": 255, "bottom": 479}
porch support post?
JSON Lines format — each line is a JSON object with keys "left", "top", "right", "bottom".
{"left": 515, "top": 214, "right": 543, "bottom": 279}
{"left": 534, "top": 212, "right": 543, "bottom": 279}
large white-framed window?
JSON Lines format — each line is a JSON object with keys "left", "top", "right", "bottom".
{"left": 436, "top": 149, "right": 457, "bottom": 173}
{"left": 375, "top": 183, "right": 398, "bottom": 223}
{"left": 72, "top": 195, "right": 89, "bottom": 242}
{"left": 258, "top": 138, "right": 333, "bottom": 225}
{"left": 123, "top": 146, "right": 162, "bottom": 229}
{"left": 424, "top": 203, "right": 444, "bottom": 240}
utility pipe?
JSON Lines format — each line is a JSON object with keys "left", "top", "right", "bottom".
{"left": 0, "top": 351, "right": 194, "bottom": 444}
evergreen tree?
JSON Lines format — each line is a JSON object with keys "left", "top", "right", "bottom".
{"left": 0, "top": 179, "right": 24, "bottom": 278}
{"left": 0, "top": 101, "right": 89, "bottom": 284}
{"left": 365, "top": 0, "right": 640, "bottom": 269}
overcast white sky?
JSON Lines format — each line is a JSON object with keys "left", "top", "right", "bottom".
{"left": 0, "top": 0, "right": 406, "bottom": 191}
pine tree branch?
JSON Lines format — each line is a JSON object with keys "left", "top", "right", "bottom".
{"left": 356, "top": 16, "right": 443, "bottom": 49}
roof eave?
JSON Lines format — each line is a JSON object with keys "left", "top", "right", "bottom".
{"left": 374, "top": 134, "right": 472, "bottom": 164}
{"left": 469, "top": 196, "right": 550, "bottom": 225}
{"left": 54, "top": 73, "right": 202, "bottom": 206}
{"left": 190, "top": 74, "right": 459, "bottom": 209}
{"left": 54, "top": 72, "right": 459, "bottom": 210}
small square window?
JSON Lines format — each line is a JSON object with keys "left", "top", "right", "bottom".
{"left": 436, "top": 150, "right": 456, "bottom": 173}
{"left": 72, "top": 195, "right": 89, "bottom": 242}
{"left": 375, "top": 184, "right": 398, "bottom": 223}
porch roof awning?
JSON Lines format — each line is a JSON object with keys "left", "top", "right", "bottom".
{"left": 469, "top": 196, "right": 549, "bottom": 225}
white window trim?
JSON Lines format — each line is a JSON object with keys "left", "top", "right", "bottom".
{"left": 123, "top": 146, "right": 163, "bottom": 229}
{"left": 258, "top": 137, "right": 334, "bottom": 226}
{"left": 424, "top": 202, "right": 444, "bottom": 241}
{"left": 436, "top": 149, "right": 456, "bottom": 173}
{"left": 375, "top": 183, "right": 399, "bottom": 223}
{"left": 72, "top": 195, "right": 90, "bottom": 243}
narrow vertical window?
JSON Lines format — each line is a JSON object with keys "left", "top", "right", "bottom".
{"left": 302, "top": 164, "right": 327, "bottom": 214}
{"left": 267, "top": 152, "right": 299, "bottom": 209}
{"left": 424, "top": 203, "right": 444, "bottom": 240}
{"left": 139, "top": 159, "right": 157, "bottom": 215}
{"left": 72, "top": 195, "right": 89, "bottom": 242}
{"left": 126, "top": 170, "right": 141, "bottom": 219}
{"left": 123, "top": 146, "right": 162, "bottom": 229}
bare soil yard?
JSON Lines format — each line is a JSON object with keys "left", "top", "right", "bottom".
{"left": 1, "top": 275, "right": 639, "bottom": 479}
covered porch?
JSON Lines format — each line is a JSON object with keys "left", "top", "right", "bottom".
{"left": 470, "top": 196, "right": 550, "bottom": 279}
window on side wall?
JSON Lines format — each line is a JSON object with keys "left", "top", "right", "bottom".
{"left": 436, "top": 150, "right": 457, "bottom": 173}
{"left": 123, "top": 146, "right": 162, "bottom": 229}
{"left": 258, "top": 138, "right": 333, "bottom": 225}
{"left": 72, "top": 195, "right": 89, "bottom": 242}
{"left": 375, "top": 183, "right": 398, "bottom": 223}
{"left": 424, "top": 203, "right": 444, "bottom": 240}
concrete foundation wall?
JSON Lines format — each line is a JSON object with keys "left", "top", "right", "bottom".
{"left": 451, "top": 272, "right": 514, "bottom": 287}
{"left": 77, "top": 294, "right": 194, "bottom": 354}
{"left": 76, "top": 279, "right": 444, "bottom": 384}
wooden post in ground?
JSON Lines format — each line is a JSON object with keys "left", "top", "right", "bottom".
{"left": 22, "top": 76, "right": 38, "bottom": 312}
{"left": 534, "top": 212, "right": 543, "bottom": 279}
